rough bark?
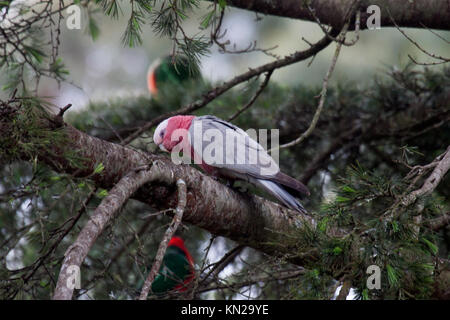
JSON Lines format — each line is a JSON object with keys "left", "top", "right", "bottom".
{"left": 53, "top": 167, "right": 159, "bottom": 300}
{"left": 224, "top": 0, "right": 450, "bottom": 31}
{"left": 139, "top": 179, "right": 187, "bottom": 300}
{"left": 12, "top": 116, "right": 318, "bottom": 267}
{"left": 402, "top": 146, "right": 450, "bottom": 207}
{"left": 120, "top": 28, "right": 339, "bottom": 145}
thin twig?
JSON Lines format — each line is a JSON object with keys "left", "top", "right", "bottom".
{"left": 16, "top": 188, "right": 96, "bottom": 293}
{"left": 196, "top": 269, "right": 305, "bottom": 294}
{"left": 139, "top": 179, "right": 187, "bottom": 300}
{"left": 98, "top": 114, "right": 124, "bottom": 144}
{"left": 388, "top": 9, "right": 449, "bottom": 66}
{"left": 271, "top": 22, "right": 349, "bottom": 152}
{"left": 53, "top": 165, "right": 158, "bottom": 300}
{"left": 305, "top": 0, "right": 360, "bottom": 46}
{"left": 228, "top": 70, "right": 273, "bottom": 122}
{"left": 402, "top": 146, "right": 450, "bottom": 207}
{"left": 57, "top": 103, "right": 72, "bottom": 117}
{"left": 189, "top": 234, "right": 216, "bottom": 298}
{"left": 120, "top": 28, "right": 341, "bottom": 145}
{"left": 200, "top": 245, "right": 245, "bottom": 285}
{"left": 419, "top": 23, "right": 450, "bottom": 44}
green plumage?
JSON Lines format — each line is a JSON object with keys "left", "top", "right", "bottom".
{"left": 155, "top": 55, "right": 200, "bottom": 85}
{"left": 150, "top": 246, "right": 192, "bottom": 295}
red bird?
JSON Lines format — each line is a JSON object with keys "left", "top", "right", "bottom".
{"left": 153, "top": 115, "right": 310, "bottom": 213}
{"left": 150, "top": 236, "right": 195, "bottom": 295}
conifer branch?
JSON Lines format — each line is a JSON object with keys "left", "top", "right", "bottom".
{"left": 228, "top": 71, "right": 273, "bottom": 122}
{"left": 120, "top": 28, "right": 340, "bottom": 145}
{"left": 53, "top": 165, "right": 162, "bottom": 300}
{"left": 402, "top": 146, "right": 450, "bottom": 207}
{"left": 272, "top": 21, "right": 350, "bottom": 152}
{"left": 200, "top": 245, "right": 245, "bottom": 286}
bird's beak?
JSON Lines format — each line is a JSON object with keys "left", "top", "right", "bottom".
{"left": 159, "top": 144, "right": 168, "bottom": 152}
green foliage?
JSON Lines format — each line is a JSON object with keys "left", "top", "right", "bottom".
{"left": 122, "top": 4, "right": 147, "bottom": 47}
{"left": 66, "top": 67, "right": 448, "bottom": 299}
{"left": 88, "top": 14, "right": 101, "bottom": 41}
{"left": 289, "top": 269, "right": 335, "bottom": 299}
{"left": 1, "top": 31, "right": 449, "bottom": 300}
{"left": 0, "top": 1, "right": 13, "bottom": 9}
{"left": 49, "top": 58, "right": 69, "bottom": 77}
{"left": 92, "top": 0, "right": 208, "bottom": 73}
{"left": 303, "top": 158, "right": 443, "bottom": 299}
{"left": 1, "top": 98, "right": 63, "bottom": 163}
{"left": 0, "top": 5, "right": 71, "bottom": 94}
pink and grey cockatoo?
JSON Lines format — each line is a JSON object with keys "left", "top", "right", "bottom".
{"left": 153, "top": 115, "right": 310, "bottom": 213}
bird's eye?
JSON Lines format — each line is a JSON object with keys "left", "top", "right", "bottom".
{"left": 159, "top": 129, "right": 165, "bottom": 138}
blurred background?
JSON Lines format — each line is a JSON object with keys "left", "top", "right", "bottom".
{"left": 1, "top": 1, "right": 449, "bottom": 300}
{"left": 36, "top": 2, "right": 449, "bottom": 111}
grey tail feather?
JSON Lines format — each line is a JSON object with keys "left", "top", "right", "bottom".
{"left": 273, "top": 172, "right": 310, "bottom": 197}
{"left": 257, "top": 179, "right": 307, "bottom": 214}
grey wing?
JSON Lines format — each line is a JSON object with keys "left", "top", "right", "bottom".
{"left": 188, "top": 116, "right": 280, "bottom": 178}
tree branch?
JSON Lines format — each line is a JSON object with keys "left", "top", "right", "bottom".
{"left": 228, "top": 70, "right": 273, "bottom": 122}
{"left": 5, "top": 110, "right": 317, "bottom": 270}
{"left": 271, "top": 21, "right": 349, "bottom": 152}
{"left": 120, "top": 28, "right": 340, "bottom": 145}
{"left": 336, "top": 280, "right": 352, "bottom": 300}
{"left": 200, "top": 245, "right": 245, "bottom": 286}
{"left": 5, "top": 103, "right": 449, "bottom": 299}
{"left": 427, "top": 212, "right": 450, "bottom": 231}
{"left": 222, "top": 0, "right": 450, "bottom": 31}
{"left": 139, "top": 179, "right": 187, "bottom": 300}
{"left": 53, "top": 165, "right": 162, "bottom": 300}
{"left": 402, "top": 146, "right": 450, "bottom": 207}
{"left": 196, "top": 268, "right": 306, "bottom": 294}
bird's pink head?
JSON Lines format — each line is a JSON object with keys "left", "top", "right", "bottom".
{"left": 153, "top": 115, "right": 195, "bottom": 152}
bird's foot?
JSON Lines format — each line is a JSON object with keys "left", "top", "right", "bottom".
{"left": 237, "top": 186, "right": 249, "bottom": 193}
{"left": 229, "top": 181, "right": 248, "bottom": 193}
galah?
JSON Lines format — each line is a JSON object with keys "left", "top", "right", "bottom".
{"left": 150, "top": 236, "right": 195, "bottom": 295}
{"left": 153, "top": 115, "right": 310, "bottom": 213}
{"left": 147, "top": 55, "right": 199, "bottom": 96}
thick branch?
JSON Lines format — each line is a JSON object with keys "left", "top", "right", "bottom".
{"left": 53, "top": 166, "right": 159, "bottom": 300}
{"left": 223, "top": 0, "right": 450, "bottom": 31}
{"left": 11, "top": 115, "right": 317, "bottom": 268}
{"left": 336, "top": 280, "right": 352, "bottom": 300}
{"left": 7, "top": 105, "right": 449, "bottom": 299}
